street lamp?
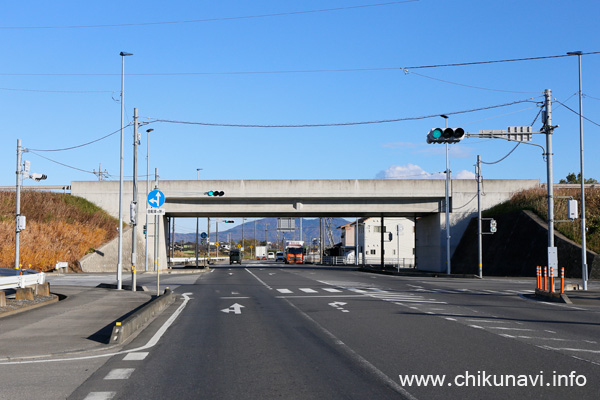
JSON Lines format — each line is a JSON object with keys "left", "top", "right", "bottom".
{"left": 117, "top": 51, "right": 133, "bottom": 290}
{"left": 144, "top": 128, "right": 154, "bottom": 272}
{"left": 567, "top": 51, "right": 588, "bottom": 290}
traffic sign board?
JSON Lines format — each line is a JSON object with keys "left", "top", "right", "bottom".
{"left": 200, "top": 232, "right": 207, "bottom": 239}
{"left": 147, "top": 208, "right": 165, "bottom": 215}
{"left": 215, "top": 242, "right": 219, "bottom": 247}
{"left": 148, "top": 189, "right": 165, "bottom": 208}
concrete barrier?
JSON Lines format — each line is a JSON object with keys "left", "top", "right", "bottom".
{"left": 0, "top": 291, "right": 5, "bottom": 307}
{"left": 35, "top": 283, "right": 50, "bottom": 296}
{"left": 110, "top": 288, "right": 175, "bottom": 345}
{"left": 16, "top": 287, "right": 34, "bottom": 300}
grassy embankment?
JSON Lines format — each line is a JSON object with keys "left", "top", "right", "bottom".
{"left": 0, "top": 191, "right": 118, "bottom": 272}
{"left": 485, "top": 186, "right": 600, "bottom": 254}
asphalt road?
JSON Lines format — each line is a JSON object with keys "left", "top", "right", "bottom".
{"left": 9, "top": 263, "right": 600, "bottom": 399}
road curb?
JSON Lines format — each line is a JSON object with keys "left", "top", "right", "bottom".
{"left": 0, "top": 295, "right": 59, "bottom": 319}
{"left": 534, "top": 288, "right": 572, "bottom": 304}
{"left": 109, "top": 288, "right": 175, "bottom": 344}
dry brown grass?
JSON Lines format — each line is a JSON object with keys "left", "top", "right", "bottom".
{"left": 0, "top": 191, "right": 118, "bottom": 272}
{"left": 485, "top": 186, "right": 600, "bottom": 253}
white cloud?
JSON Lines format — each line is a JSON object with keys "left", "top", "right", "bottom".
{"left": 376, "top": 163, "right": 475, "bottom": 180}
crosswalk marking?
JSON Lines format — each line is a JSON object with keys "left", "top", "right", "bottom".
{"left": 322, "top": 288, "right": 342, "bottom": 293}
{"left": 83, "top": 393, "right": 116, "bottom": 400}
{"left": 104, "top": 368, "right": 135, "bottom": 380}
{"left": 299, "top": 288, "right": 318, "bottom": 293}
{"left": 123, "top": 352, "right": 149, "bottom": 361}
{"left": 276, "top": 289, "right": 293, "bottom": 294}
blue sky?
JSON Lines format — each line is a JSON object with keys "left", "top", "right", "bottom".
{"left": 2, "top": 1, "right": 599, "bottom": 234}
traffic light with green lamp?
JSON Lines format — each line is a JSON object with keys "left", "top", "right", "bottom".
{"left": 223, "top": 220, "right": 234, "bottom": 223}
{"left": 206, "top": 190, "right": 225, "bottom": 196}
{"left": 427, "top": 127, "right": 465, "bottom": 144}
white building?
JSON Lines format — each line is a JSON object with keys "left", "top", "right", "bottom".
{"left": 340, "top": 217, "right": 415, "bottom": 267}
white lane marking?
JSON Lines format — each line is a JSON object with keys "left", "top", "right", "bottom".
{"left": 299, "top": 288, "right": 318, "bottom": 293}
{"left": 502, "top": 335, "right": 597, "bottom": 343}
{"left": 245, "top": 268, "right": 272, "bottom": 290}
{"left": 322, "top": 288, "right": 342, "bottom": 293}
{"left": 445, "top": 318, "right": 457, "bottom": 321}
{"left": 466, "top": 319, "right": 510, "bottom": 324}
{"left": 542, "top": 347, "right": 600, "bottom": 354}
{"left": 220, "top": 296, "right": 250, "bottom": 299}
{"left": 277, "top": 289, "right": 293, "bottom": 294}
{"left": 282, "top": 299, "right": 420, "bottom": 400}
{"left": 0, "top": 292, "right": 194, "bottom": 365}
{"left": 123, "top": 352, "right": 149, "bottom": 361}
{"left": 275, "top": 295, "right": 363, "bottom": 299}
{"left": 83, "top": 392, "right": 116, "bottom": 400}
{"left": 104, "top": 368, "right": 135, "bottom": 380}
{"left": 485, "top": 327, "right": 534, "bottom": 331}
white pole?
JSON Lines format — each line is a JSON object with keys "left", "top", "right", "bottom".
{"left": 575, "top": 53, "right": 588, "bottom": 290}
{"left": 117, "top": 53, "right": 128, "bottom": 290}
{"left": 15, "top": 139, "right": 23, "bottom": 270}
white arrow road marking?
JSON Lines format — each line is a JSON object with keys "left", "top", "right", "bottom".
{"left": 329, "top": 301, "right": 349, "bottom": 312}
{"left": 221, "top": 303, "right": 245, "bottom": 314}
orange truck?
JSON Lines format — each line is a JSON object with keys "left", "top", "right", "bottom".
{"left": 285, "top": 241, "right": 304, "bottom": 264}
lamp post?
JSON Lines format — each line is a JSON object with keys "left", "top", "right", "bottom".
{"left": 441, "top": 114, "right": 451, "bottom": 275}
{"left": 567, "top": 51, "right": 588, "bottom": 290}
{"left": 117, "top": 51, "right": 133, "bottom": 290}
{"left": 144, "top": 128, "right": 153, "bottom": 272}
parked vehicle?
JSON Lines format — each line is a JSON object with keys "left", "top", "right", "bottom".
{"left": 275, "top": 251, "right": 285, "bottom": 262}
{"left": 255, "top": 246, "right": 267, "bottom": 260}
{"left": 285, "top": 241, "right": 304, "bottom": 264}
{"left": 230, "top": 249, "right": 242, "bottom": 265}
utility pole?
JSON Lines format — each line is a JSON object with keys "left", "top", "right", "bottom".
{"left": 131, "top": 108, "right": 139, "bottom": 288}
{"left": 544, "top": 89, "right": 555, "bottom": 251}
{"left": 476, "top": 155, "right": 483, "bottom": 279}
{"left": 15, "top": 139, "right": 23, "bottom": 270}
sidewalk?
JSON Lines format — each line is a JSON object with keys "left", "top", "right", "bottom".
{"left": 0, "top": 286, "right": 154, "bottom": 361}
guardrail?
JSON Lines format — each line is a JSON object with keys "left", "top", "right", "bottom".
{"left": 169, "top": 257, "right": 227, "bottom": 264}
{"left": 0, "top": 269, "right": 46, "bottom": 290}
{"left": 320, "top": 256, "right": 416, "bottom": 268}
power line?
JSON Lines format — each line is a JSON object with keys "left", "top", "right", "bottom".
{"left": 146, "top": 98, "right": 540, "bottom": 128}
{"left": 0, "top": 1, "right": 418, "bottom": 29}
{"left": 28, "top": 125, "right": 131, "bottom": 152}
{"left": 402, "top": 52, "right": 600, "bottom": 70}
{"left": 553, "top": 99, "right": 600, "bottom": 128}
{"left": 2, "top": 52, "right": 598, "bottom": 77}
{"left": 403, "top": 69, "right": 538, "bottom": 94}
{"left": 0, "top": 87, "right": 117, "bottom": 93}
{"left": 29, "top": 151, "right": 97, "bottom": 175}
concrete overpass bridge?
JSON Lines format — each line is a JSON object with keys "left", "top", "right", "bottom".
{"left": 71, "top": 179, "right": 538, "bottom": 273}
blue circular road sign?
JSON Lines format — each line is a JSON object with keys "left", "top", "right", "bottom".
{"left": 147, "top": 189, "right": 165, "bottom": 208}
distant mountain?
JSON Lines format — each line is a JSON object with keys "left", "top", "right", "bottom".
{"left": 174, "top": 217, "right": 349, "bottom": 246}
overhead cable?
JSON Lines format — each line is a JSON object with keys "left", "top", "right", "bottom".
{"left": 28, "top": 125, "right": 131, "bottom": 152}
{"left": 146, "top": 98, "right": 540, "bottom": 128}
{"left": 0, "top": 1, "right": 418, "bottom": 29}
{"left": 2, "top": 52, "right": 598, "bottom": 77}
